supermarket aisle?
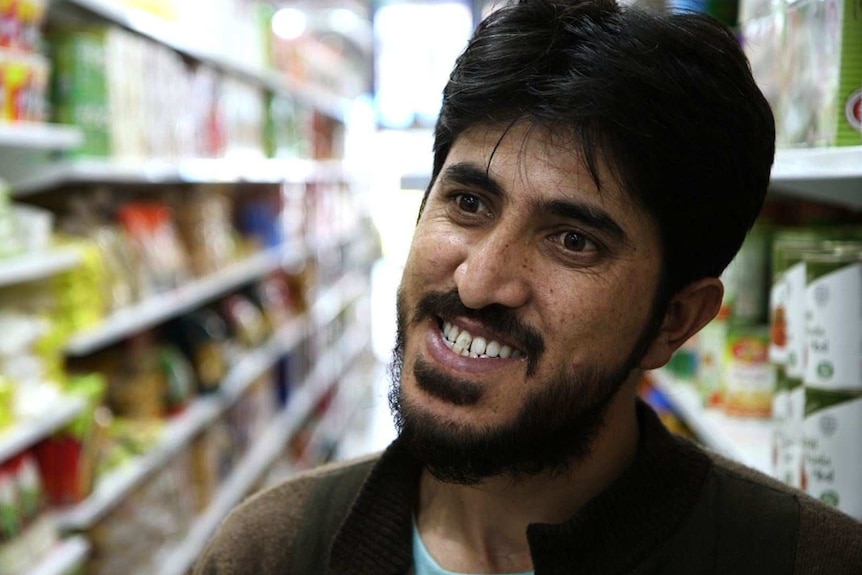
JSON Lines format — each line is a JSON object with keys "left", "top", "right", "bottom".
{"left": 335, "top": 366, "right": 397, "bottom": 461}
{"left": 335, "top": 257, "right": 402, "bottom": 460}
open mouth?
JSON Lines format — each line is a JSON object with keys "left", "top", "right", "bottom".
{"left": 439, "top": 319, "right": 525, "bottom": 359}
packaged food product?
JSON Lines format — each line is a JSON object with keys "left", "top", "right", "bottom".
{"left": 697, "top": 319, "right": 728, "bottom": 408}
{"left": 791, "top": 0, "right": 860, "bottom": 146}
{"left": 116, "top": 202, "right": 190, "bottom": 295}
{"left": 769, "top": 230, "right": 826, "bottom": 487}
{"left": 49, "top": 27, "right": 112, "bottom": 156}
{"left": 802, "top": 243, "right": 862, "bottom": 519}
{"left": 167, "top": 309, "right": 229, "bottom": 395}
{"left": 723, "top": 324, "right": 775, "bottom": 418}
{"left": 108, "top": 333, "right": 167, "bottom": 419}
{"left": 33, "top": 373, "right": 106, "bottom": 506}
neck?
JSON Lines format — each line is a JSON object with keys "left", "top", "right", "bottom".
{"left": 415, "top": 383, "right": 641, "bottom": 574}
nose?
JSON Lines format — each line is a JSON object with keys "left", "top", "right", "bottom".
{"left": 454, "top": 228, "right": 532, "bottom": 310}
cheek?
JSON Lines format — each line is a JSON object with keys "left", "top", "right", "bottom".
{"left": 546, "top": 275, "right": 655, "bottom": 365}
{"left": 404, "top": 225, "right": 466, "bottom": 281}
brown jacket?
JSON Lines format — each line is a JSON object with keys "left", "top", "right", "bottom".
{"left": 193, "top": 403, "right": 862, "bottom": 574}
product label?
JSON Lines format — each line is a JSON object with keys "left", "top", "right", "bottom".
{"left": 774, "top": 384, "right": 805, "bottom": 488}
{"left": 784, "top": 262, "right": 808, "bottom": 379}
{"left": 802, "top": 391, "right": 862, "bottom": 520}
{"left": 804, "top": 262, "right": 862, "bottom": 389}
{"left": 725, "top": 328, "right": 775, "bottom": 417}
{"left": 769, "top": 278, "right": 789, "bottom": 364}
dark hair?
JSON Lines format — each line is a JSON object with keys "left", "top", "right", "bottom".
{"left": 423, "top": 0, "right": 775, "bottom": 301}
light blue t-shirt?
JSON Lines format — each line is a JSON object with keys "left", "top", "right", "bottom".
{"left": 412, "top": 521, "right": 534, "bottom": 575}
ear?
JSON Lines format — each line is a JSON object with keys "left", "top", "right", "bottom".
{"left": 638, "top": 277, "right": 724, "bottom": 371}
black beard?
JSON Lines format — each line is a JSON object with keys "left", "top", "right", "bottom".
{"left": 388, "top": 287, "right": 660, "bottom": 485}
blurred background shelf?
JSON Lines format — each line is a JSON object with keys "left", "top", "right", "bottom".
{"left": 649, "top": 370, "right": 773, "bottom": 476}
{"left": 0, "top": 397, "right": 86, "bottom": 463}
{"left": 0, "top": 123, "right": 83, "bottom": 151}
{"left": 6, "top": 158, "right": 352, "bottom": 197}
{"left": 770, "top": 146, "right": 862, "bottom": 209}
{"left": 26, "top": 536, "right": 90, "bottom": 575}
{"left": 63, "top": 246, "right": 304, "bottom": 357}
{"left": 0, "top": 249, "right": 81, "bottom": 287}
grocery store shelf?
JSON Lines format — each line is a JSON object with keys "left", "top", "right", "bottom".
{"left": 219, "top": 318, "right": 309, "bottom": 405}
{"left": 64, "top": 246, "right": 303, "bottom": 357}
{"left": 52, "top": 397, "right": 223, "bottom": 531}
{"left": 649, "top": 370, "right": 773, "bottom": 476}
{"left": 8, "top": 157, "right": 351, "bottom": 196}
{"left": 52, "top": 0, "right": 350, "bottom": 120}
{"left": 0, "top": 249, "right": 82, "bottom": 287}
{"left": 310, "top": 271, "right": 369, "bottom": 329}
{"left": 26, "top": 536, "right": 90, "bottom": 575}
{"left": 0, "top": 122, "right": 83, "bottom": 151}
{"left": 157, "top": 325, "right": 371, "bottom": 575}
{"left": 770, "top": 146, "right": 862, "bottom": 209}
{"left": 0, "top": 397, "right": 86, "bottom": 463}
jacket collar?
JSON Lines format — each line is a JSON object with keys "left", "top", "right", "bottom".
{"left": 329, "top": 400, "right": 712, "bottom": 575}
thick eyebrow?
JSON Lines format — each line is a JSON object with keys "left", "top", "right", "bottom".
{"left": 438, "top": 161, "right": 629, "bottom": 245}
{"left": 437, "top": 162, "right": 507, "bottom": 199}
{"left": 536, "top": 198, "right": 629, "bottom": 245}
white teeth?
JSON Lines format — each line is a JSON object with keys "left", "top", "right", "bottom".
{"left": 455, "top": 331, "right": 472, "bottom": 349}
{"left": 470, "top": 337, "right": 487, "bottom": 356}
{"left": 440, "top": 321, "right": 524, "bottom": 360}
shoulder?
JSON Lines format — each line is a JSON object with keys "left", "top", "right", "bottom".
{"left": 192, "top": 453, "right": 381, "bottom": 575}
{"left": 707, "top": 451, "right": 862, "bottom": 574}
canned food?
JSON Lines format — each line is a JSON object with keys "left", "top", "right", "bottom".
{"left": 803, "top": 388, "right": 862, "bottom": 519}
{"left": 804, "top": 244, "right": 862, "bottom": 390}
{"left": 769, "top": 231, "right": 827, "bottom": 486}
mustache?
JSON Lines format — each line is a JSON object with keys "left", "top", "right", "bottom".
{"left": 411, "top": 289, "right": 545, "bottom": 375}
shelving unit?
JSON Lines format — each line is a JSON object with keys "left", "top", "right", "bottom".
{"left": 0, "top": 397, "right": 86, "bottom": 463}
{"left": 26, "top": 536, "right": 90, "bottom": 575}
{"left": 52, "top": 274, "right": 368, "bottom": 533}
{"left": 0, "top": 123, "right": 83, "bottom": 151}
{"left": 648, "top": 370, "right": 773, "bottom": 476}
{"left": 64, "top": 245, "right": 304, "bottom": 357}
{"left": 6, "top": 158, "right": 352, "bottom": 197}
{"left": 0, "top": 2, "right": 375, "bottom": 573}
{"left": 770, "top": 145, "right": 862, "bottom": 209}
{"left": 0, "top": 248, "right": 82, "bottom": 287}
{"left": 52, "top": 397, "right": 222, "bottom": 531}
{"left": 156, "top": 324, "right": 371, "bottom": 575}
{"left": 48, "top": 0, "right": 350, "bottom": 121}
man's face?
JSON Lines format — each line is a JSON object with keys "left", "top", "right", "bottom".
{"left": 391, "top": 122, "right": 665, "bottom": 483}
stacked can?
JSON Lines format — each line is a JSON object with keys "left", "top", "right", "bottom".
{"left": 768, "top": 231, "right": 824, "bottom": 488}
{"left": 801, "top": 242, "right": 862, "bottom": 519}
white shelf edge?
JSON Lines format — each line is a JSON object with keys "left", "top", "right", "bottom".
{"left": 64, "top": 246, "right": 303, "bottom": 356}
{"left": 0, "top": 397, "right": 86, "bottom": 463}
{"left": 218, "top": 318, "right": 309, "bottom": 405}
{"left": 155, "top": 327, "right": 369, "bottom": 575}
{"left": 58, "top": 0, "right": 350, "bottom": 119}
{"left": 649, "top": 370, "right": 774, "bottom": 476}
{"left": 0, "top": 249, "right": 82, "bottom": 287}
{"left": 310, "top": 271, "right": 369, "bottom": 329}
{"left": 772, "top": 146, "right": 862, "bottom": 180}
{"left": 26, "top": 535, "right": 90, "bottom": 575}
{"left": 52, "top": 397, "right": 223, "bottom": 531}
{"left": 9, "top": 158, "right": 350, "bottom": 196}
{"left": 0, "top": 123, "right": 83, "bottom": 151}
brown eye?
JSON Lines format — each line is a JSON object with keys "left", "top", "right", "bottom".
{"left": 563, "top": 231, "right": 588, "bottom": 251}
{"left": 556, "top": 230, "right": 597, "bottom": 253}
{"left": 456, "top": 193, "right": 481, "bottom": 213}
